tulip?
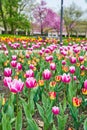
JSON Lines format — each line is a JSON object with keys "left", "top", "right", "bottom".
{"left": 73, "top": 76, "right": 77, "bottom": 80}
{"left": 49, "top": 92, "right": 56, "bottom": 100}
{"left": 16, "top": 63, "right": 22, "bottom": 71}
{"left": 25, "top": 69, "right": 34, "bottom": 78}
{"left": 29, "top": 64, "right": 34, "bottom": 70}
{"left": 50, "top": 63, "right": 56, "bottom": 71}
{"left": 26, "top": 77, "right": 36, "bottom": 88}
{"left": 38, "top": 80, "right": 44, "bottom": 86}
{"left": 8, "top": 79, "right": 24, "bottom": 93}
{"left": 62, "top": 60, "right": 66, "bottom": 65}
{"left": 4, "top": 68, "right": 12, "bottom": 77}
{"left": 26, "top": 53, "right": 30, "bottom": 58}
{"left": 11, "top": 60, "right": 17, "bottom": 68}
{"left": 82, "top": 88, "right": 87, "bottom": 95}
{"left": 70, "top": 57, "right": 76, "bottom": 64}
{"left": 80, "top": 65, "right": 85, "bottom": 70}
{"left": 4, "top": 50, "right": 8, "bottom": 55}
{"left": 78, "top": 56, "right": 84, "bottom": 62}
{"left": 50, "top": 81, "right": 56, "bottom": 87}
{"left": 46, "top": 56, "right": 53, "bottom": 62}
{"left": 12, "top": 55, "right": 17, "bottom": 60}
{"left": 52, "top": 106, "right": 60, "bottom": 115}
{"left": 55, "top": 75, "right": 61, "bottom": 82}
{"left": 84, "top": 80, "right": 87, "bottom": 89}
{"left": 62, "top": 73, "right": 71, "bottom": 83}
{"left": 3, "top": 77, "right": 12, "bottom": 87}
{"left": 42, "top": 69, "right": 51, "bottom": 80}
{"left": 61, "top": 50, "right": 67, "bottom": 56}
{"left": 72, "top": 97, "right": 82, "bottom": 107}
{"left": 69, "top": 66, "right": 75, "bottom": 74}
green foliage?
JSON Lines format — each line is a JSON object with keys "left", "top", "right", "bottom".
{"left": 36, "top": 94, "right": 54, "bottom": 130}
{"left": 0, "top": 0, "right": 30, "bottom": 34}
{"left": 15, "top": 110, "right": 22, "bottom": 130}
{"left": 84, "top": 118, "right": 87, "bottom": 130}
{"left": 2, "top": 110, "right": 12, "bottom": 130}
{"left": 57, "top": 98, "right": 68, "bottom": 130}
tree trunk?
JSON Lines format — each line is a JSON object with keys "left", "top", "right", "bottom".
{"left": 0, "top": 0, "right": 8, "bottom": 33}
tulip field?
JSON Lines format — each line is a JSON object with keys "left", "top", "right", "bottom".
{"left": 0, "top": 36, "right": 87, "bottom": 130}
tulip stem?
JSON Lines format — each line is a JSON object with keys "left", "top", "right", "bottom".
{"left": 28, "top": 89, "right": 31, "bottom": 104}
{"left": 16, "top": 93, "right": 19, "bottom": 116}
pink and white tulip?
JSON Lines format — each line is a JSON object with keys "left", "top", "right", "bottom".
{"left": 11, "top": 60, "right": 17, "bottom": 68}
{"left": 16, "top": 63, "right": 22, "bottom": 71}
{"left": 26, "top": 77, "right": 36, "bottom": 88}
{"left": 3, "top": 77, "right": 12, "bottom": 87}
{"left": 52, "top": 106, "right": 60, "bottom": 115}
{"left": 50, "top": 63, "right": 56, "bottom": 71}
{"left": 62, "top": 73, "right": 71, "bottom": 83}
{"left": 12, "top": 55, "right": 17, "bottom": 60}
{"left": 8, "top": 79, "right": 24, "bottom": 93}
{"left": 42, "top": 69, "right": 52, "bottom": 80}
{"left": 4, "top": 68, "right": 12, "bottom": 77}
{"left": 25, "top": 69, "right": 34, "bottom": 78}
{"left": 69, "top": 66, "right": 75, "bottom": 74}
{"left": 84, "top": 80, "right": 87, "bottom": 89}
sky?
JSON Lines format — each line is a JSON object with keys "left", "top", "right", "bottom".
{"left": 36, "top": 0, "right": 87, "bottom": 18}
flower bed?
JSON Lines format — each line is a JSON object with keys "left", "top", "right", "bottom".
{"left": 0, "top": 37, "right": 87, "bottom": 130}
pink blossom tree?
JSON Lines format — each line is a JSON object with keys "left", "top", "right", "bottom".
{"left": 33, "top": 0, "right": 60, "bottom": 35}
{"left": 43, "top": 8, "right": 60, "bottom": 34}
{"left": 33, "top": 0, "right": 48, "bottom": 35}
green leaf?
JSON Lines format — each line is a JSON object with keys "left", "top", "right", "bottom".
{"left": 7, "top": 104, "right": 14, "bottom": 118}
{"left": 2, "top": 112, "right": 12, "bottom": 130}
{"left": 36, "top": 103, "right": 45, "bottom": 121}
{"left": 15, "top": 110, "right": 22, "bottom": 130}
{"left": 20, "top": 98, "right": 32, "bottom": 120}
{"left": 29, "top": 89, "right": 36, "bottom": 115}
{"left": 27, "top": 119, "right": 39, "bottom": 130}
{"left": 52, "top": 125, "right": 57, "bottom": 130}
{"left": 0, "top": 123, "right": 2, "bottom": 130}
{"left": 57, "top": 115, "right": 68, "bottom": 130}
{"left": 84, "top": 118, "right": 87, "bottom": 130}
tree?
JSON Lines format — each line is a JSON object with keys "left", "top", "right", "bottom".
{"left": 33, "top": 0, "right": 48, "bottom": 35}
{"left": 33, "top": 1, "right": 60, "bottom": 35}
{"left": 0, "top": 0, "right": 30, "bottom": 34}
{"left": 0, "top": 0, "right": 8, "bottom": 33}
{"left": 63, "top": 2, "right": 83, "bottom": 37}
{"left": 43, "top": 8, "right": 60, "bottom": 34}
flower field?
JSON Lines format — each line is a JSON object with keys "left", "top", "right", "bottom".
{"left": 0, "top": 36, "right": 87, "bottom": 130}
